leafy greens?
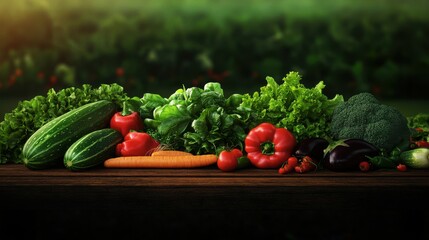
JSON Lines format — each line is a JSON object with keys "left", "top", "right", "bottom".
{"left": 239, "top": 71, "right": 344, "bottom": 142}
{"left": 137, "top": 72, "right": 342, "bottom": 154}
{"left": 137, "top": 82, "right": 247, "bottom": 155}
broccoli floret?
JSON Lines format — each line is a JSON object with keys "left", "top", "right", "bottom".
{"left": 330, "top": 92, "right": 411, "bottom": 152}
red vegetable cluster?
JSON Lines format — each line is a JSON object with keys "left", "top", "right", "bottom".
{"left": 110, "top": 111, "right": 159, "bottom": 157}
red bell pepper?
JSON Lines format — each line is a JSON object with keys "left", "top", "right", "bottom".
{"left": 245, "top": 122, "right": 296, "bottom": 169}
{"left": 110, "top": 111, "right": 144, "bottom": 137}
{"left": 116, "top": 131, "right": 160, "bottom": 156}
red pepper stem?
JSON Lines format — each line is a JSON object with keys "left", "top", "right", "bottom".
{"left": 260, "top": 141, "right": 275, "bottom": 155}
{"left": 121, "top": 101, "right": 132, "bottom": 116}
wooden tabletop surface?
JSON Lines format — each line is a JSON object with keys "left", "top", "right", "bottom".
{"left": 2, "top": 163, "right": 429, "bottom": 186}
{"left": 1, "top": 164, "right": 428, "bottom": 240}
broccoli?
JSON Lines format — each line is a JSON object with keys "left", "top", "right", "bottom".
{"left": 330, "top": 92, "right": 411, "bottom": 152}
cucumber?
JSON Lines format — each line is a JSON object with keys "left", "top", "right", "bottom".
{"left": 64, "top": 128, "right": 123, "bottom": 171}
{"left": 22, "top": 100, "right": 117, "bottom": 170}
{"left": 400, "top": 148, "right": 429, "bottom": 169}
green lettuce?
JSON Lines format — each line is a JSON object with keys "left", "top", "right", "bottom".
{"left": 239, "top": 71, "right": 344, "bottom": 142}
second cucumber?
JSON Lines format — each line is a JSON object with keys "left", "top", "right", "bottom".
{"left": 64, "top": 128, "right": 123, "bottom": 171}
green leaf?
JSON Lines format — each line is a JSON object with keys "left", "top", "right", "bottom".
{"left": 226, "top": 93, "right": 244, "bottom": 109}
{"left": 122, "top": 97, "right": 142, "bottom": 115}
{"left": 156, "top": 105, "right": 192, "bottom": 136}
{"left": 168, "top": 88, "right": 186, "bottom": 101}
{"left": 192, "top": 118, "right": 209, "bottom": 135}
{"left": 367, "top": 155, "right": 397, "bottom": 169}
{"left": 139, "top": 93, "right": 167, "bottom": 118}
{"left": 200, "top": 91, "right": 225, "bottom": 107}
{"left": 204, "top": 82, "right": 224, "bottom": 96}
{"left": 185, "top": 87, "right": 203, "bottom": 102}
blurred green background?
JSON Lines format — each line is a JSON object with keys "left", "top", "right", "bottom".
{"left": 1, "top": 0, "right": 429, "bottom": 119}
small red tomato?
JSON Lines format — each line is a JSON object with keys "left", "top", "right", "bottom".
{"left": 415, "top": 140, "right": 429, "bottom": 148}
{"left": 217, "top": 149, "right": 243, "bottom": 172}
{"left": 359, "top": 161, "right": 370, "bottom": 172}
{"left": 397, "top": 164, "right": 407, "bottom": 172}
{"left": 278, "top": 156, "right": 299, "bottom": 175}
{"left": 279, "top": 164, "right": 295, "bottom": 174}
{"left": 287, "top": 156, "right": 299, "bottom": 168}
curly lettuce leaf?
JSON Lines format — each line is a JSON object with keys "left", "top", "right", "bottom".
{"left": 240, "top": 71, "right": 343, "bottom": 142}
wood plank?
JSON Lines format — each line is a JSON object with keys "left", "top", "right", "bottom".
{"left": 1, "top": 164, "right": 428, "bottom": 187}
{"left": 1, "top": 163, "right": 428, "bottom": 240}
{"left": 3, "top": 163, "right": 429, "bottom": 177}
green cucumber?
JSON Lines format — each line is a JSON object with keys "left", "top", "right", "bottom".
{"left": 64, "top": 128, "right": 123, "bottom": 171}
{"left": 399, "top": 148, "right": 429, "bottom": 169}
{"left": 22, "top": 100, "right": 117, "bottom": 170}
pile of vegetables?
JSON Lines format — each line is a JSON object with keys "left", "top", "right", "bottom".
{"left": 0, "top": 83, "right": 128, "bottom": 164}
{"left": 111, "top": 71, "right": 342, "bottom": 155}
{"left": 133, "top": 82, "right": 248, "bottom": 155}
{"left": 324, "top": 95, "right": 428, "bottom": 172}
{"left": 239, "top": 71, "right": 344, "bottom": 143}
{"left": 1, "top": 71, "right": 429, "bottom": 173}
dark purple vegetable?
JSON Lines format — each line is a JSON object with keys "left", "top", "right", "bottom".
{"left": 294, "top": 137, "right": 329, "bottom": 162}
{"left": 323, "top": 139, "right": 380, "bottom": 171}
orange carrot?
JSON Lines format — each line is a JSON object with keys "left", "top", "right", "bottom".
{"left": 151, "top": 150, "right": 193, "bottom": 157}
{"left": 103, "top": 154, "right": 218, "bottom": 168}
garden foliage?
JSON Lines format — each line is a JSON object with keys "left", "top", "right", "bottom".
{"left": 1, "top": 0, "right": 428, "bottom": 99}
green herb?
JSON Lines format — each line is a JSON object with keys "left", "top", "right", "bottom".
{"left": 407, "top": 113, "right": 429, "bottom": 130}
{"left": 141, "top": 82, "right": 247, "bottom": 155}
{"left": 407, "top": 114, "right": 429, "bottom": 142}
{"left": 239, "top": 71, "right": 344, "bottom": 142}
{"left": 0, "top": 83, "right": 128, "bottom": 164}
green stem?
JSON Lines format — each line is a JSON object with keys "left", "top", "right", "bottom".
{"left": 121, "top": 101, "right": 132, "bottom": 116}
{"left": 260, "top": 141, "right": 275, "bottom": 155}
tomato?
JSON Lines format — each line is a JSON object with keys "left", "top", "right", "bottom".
{"left": 217, "top": 149, "right": 243, "bottom": 172}
{"left": 396, "top": 163, "right": 407, "bottom": 172}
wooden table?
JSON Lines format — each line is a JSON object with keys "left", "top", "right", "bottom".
{"left": 1, "top": 164, "right": 428, "bottom": 240}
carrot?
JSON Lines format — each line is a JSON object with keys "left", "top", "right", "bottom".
{"left": 151, "top": 150, "right": 193, "bottom": 157}
{"left": 103, "top": 154, "right": 218, "bottom": 168}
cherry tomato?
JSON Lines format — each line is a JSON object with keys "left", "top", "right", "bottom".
{"left": 217, "top": 149, "right": 243, "bottom": 172}
{"left": 396, "top": 163, "right": 407, "bottom": 172}
{"left": 359, "top": 161, "right": 371, "bottom": 172}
